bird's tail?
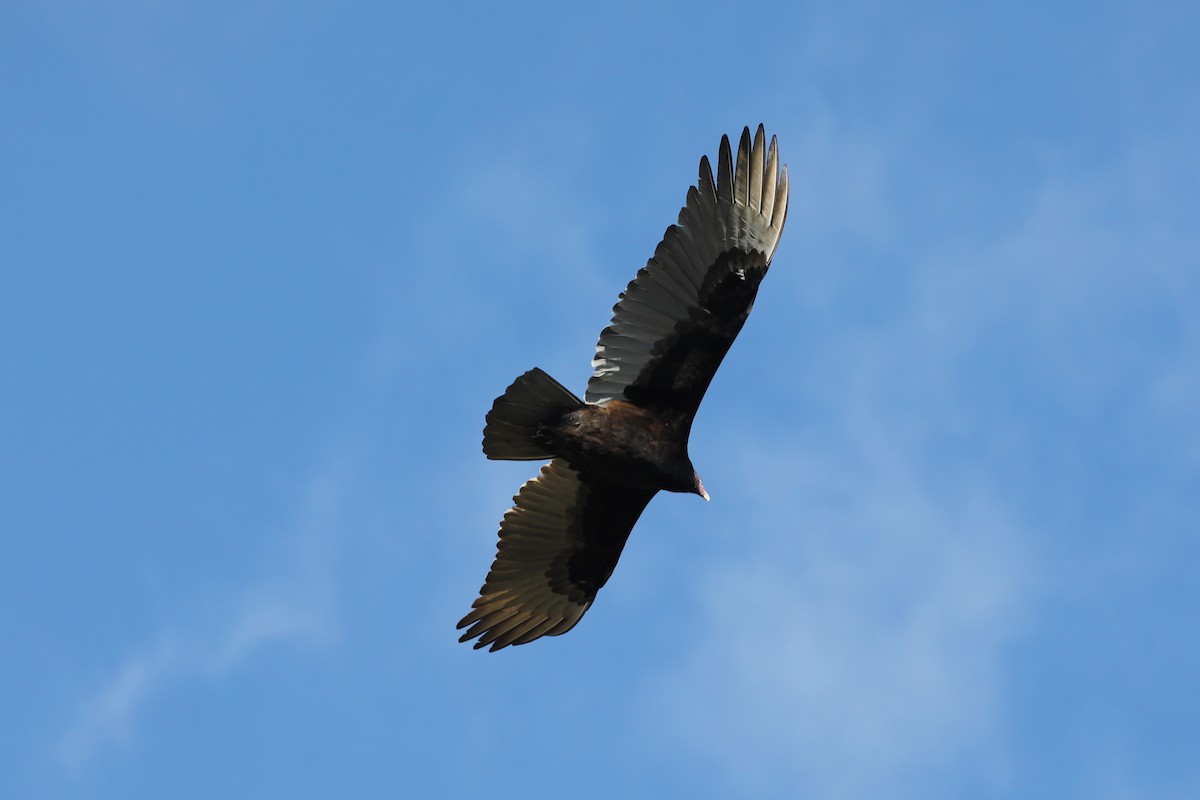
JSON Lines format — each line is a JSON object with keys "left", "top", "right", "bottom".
{"left": 482, "top": 368, "right": 583, "bottom": 460}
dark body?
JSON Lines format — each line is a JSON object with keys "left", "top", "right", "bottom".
{"left": 457, "top": 127, "right": 789, "bottom": 651}
{"left": 545, "top": 400, "right": 696, "bottom": 494}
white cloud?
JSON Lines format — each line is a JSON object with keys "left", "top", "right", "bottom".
{"left": 646, "top": 433, "right": 1030, "bottom": 798}
{"left": 57, "top": 452, "right": 348, "bottom": 767}
{"left": 57, "top": 635, "right": 180, "bottom": 765}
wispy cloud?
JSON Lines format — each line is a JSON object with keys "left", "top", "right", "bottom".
{"left": 646, "top": 432, "right": 1030, "bottom": 797}
{"left": 57, "top": 450, "right": 351, "bottom": 767}
{"left": 57, "top": 635, "right": 180, "bottom": 765}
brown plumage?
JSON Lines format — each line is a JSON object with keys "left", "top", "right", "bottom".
{"left": 458, "top": 126, "right": 789, "bottom": 651}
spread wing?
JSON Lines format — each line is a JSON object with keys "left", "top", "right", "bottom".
{"left": 586, "top": 125, "right": 789, "bottom": 421}
{"left": 457, "top": 459, "right": 656, "bottom": 651}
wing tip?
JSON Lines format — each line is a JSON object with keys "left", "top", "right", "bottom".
{"left": 717, "top": 133, "right": 734, "bottom": 201}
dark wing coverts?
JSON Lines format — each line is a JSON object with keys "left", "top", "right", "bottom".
{"left": 457, "top": 459, "right": 656, "bottom": 651}
{"left": 587, "top": 125, "right": 789, "bottom": 417}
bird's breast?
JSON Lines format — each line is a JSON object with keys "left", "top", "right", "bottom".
{"left": 542, "top": 400, "right": 691, "bottom": 491}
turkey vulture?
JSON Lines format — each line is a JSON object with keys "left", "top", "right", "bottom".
{"left": 458, "top": 125, "right": 789, "bottom": 651}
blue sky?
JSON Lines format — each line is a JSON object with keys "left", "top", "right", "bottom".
{"left": 3, "top": 1, "right": 1198, "bottom": 797}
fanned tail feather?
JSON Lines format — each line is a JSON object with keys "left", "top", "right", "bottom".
{"left": 482, "top": 368, "right": 583, "bottom": 460}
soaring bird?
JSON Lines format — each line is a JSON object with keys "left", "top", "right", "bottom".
{"left": 458, "top": 126, "right": 789, "bottom": 651}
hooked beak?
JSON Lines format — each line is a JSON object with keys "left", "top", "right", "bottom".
{"left": 696, "top": 476, "right": 710, "bottom": 502}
